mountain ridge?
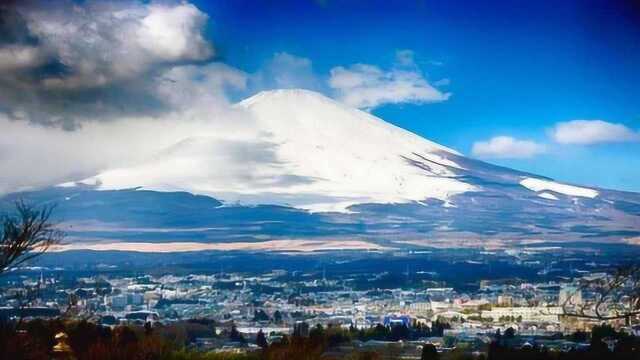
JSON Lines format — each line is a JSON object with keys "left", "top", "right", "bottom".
{"left": 4, "top": 89, "right": 638, "bottom": 250}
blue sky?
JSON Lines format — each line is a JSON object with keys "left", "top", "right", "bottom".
{"left": 196, "top": 0, "right": 640, "bottom": 192}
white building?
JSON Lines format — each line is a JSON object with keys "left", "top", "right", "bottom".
{"left": 481, "top": 306, "right": 562, "bottom": 323}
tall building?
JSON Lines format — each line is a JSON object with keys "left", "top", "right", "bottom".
{"left": 127, "top": 293, "right": 144, "bottom": 306}
{"left": 109, "top": 295, "right": 127, "bottom": 310}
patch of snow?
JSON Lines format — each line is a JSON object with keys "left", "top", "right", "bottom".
{"left": 520, "top": 178, "right": 598, "bottom": 198}
{"left": 538, "top": 192, "right": 559, "bottom": 201}
{"left": 57, "top": 181, "right": 77, "bottom": 188}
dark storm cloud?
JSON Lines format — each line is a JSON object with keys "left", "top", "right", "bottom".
{"left": 0, "top": 0, "right": 215, "bottom": 128}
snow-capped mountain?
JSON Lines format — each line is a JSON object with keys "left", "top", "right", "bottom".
{"left": 4, "top": 89, "right": 640, "bottom": 249}
{"left": 70, "top": 89, "right": 475, "bottom": 212}
{"left": 65, "top": 89, "right": 600, "bottom": 212}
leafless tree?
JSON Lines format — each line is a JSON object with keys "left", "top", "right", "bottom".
{"left": 0, "top": 200, "right": 63, "bottom": 275}
{"left": 562, "top": 265, "right": 640, "bottom": 325}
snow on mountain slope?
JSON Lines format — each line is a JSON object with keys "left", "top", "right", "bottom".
{"left": 76, "top": 89, "right": 475, "bottom": 212}
{"left": 538, "top": 192, "right": 559, "bottom": 201}
{"left": 520, "top": 177, "right": 599, "bottom": 198}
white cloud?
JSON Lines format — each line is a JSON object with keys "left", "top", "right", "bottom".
{"left": 249, "top": 52, "right": 321, "bottom": 91}
{"left": 328, "top": 50, "right": 450, "bottom": 109}
{"left": 0, "top": 1, "right": 214, "bottom": 126}
{"left": 137, "top": 3, "right": 212, "bottom": 63}
{"left": 551, "top": 120, "right": 640, "bottom": 145}
{"left": 156, "top": 63, "right": 248, "bottom": 111}
{"left": 0, "top": 62, "right": 254, "bottom": 195}
{"left": 0, "top": 116, "right": 243, "bottom": 196}
{"left": 472, "top": 136, "right": 546, "bottom": 159}
{"left": 19, "top": 1, "right": 212, "bottom": 90}
{"left": 0, "top": 45, "right": 46, "bottom": 71}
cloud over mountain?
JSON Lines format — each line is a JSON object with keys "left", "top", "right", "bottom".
{"left": 472, "top": 136, "right": 546, "bottom": 159}
{"left": 551, "top": 120, "right": 640, "bottom": 145}
{"left": 328, "top": 50, "right": 450, "bottom": 110}
{"left": 0, "top": 1, "right": 254, "bottom": 195}
{"left": 250, "top": 52, "right": 321, "bottom": 91}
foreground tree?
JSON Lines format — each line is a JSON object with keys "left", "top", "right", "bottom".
{"left": 256, "top": 329, "right": 268, "bottom": 349}
{"left": 0, "top": 201, "right": 63, "bottom": 275}
{"left": 562, "top": 265, "right": 640, "bottom": 325}
{"left": 421, "top": 343, "right": 439, "bottom": 360}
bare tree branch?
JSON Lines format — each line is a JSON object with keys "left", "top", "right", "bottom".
{"left": 0, "top": 200, "right": 63, "bottom": 275}
{"left": 562, "top": 265, "right": 640, "bottom": 323}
